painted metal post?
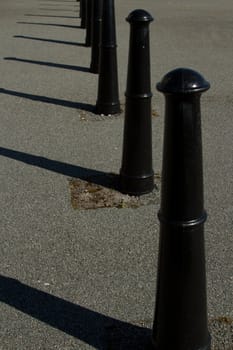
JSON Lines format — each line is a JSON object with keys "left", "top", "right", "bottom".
{"left": 80, "top": 0, "right": 86, "bottom": 28}
{"left": 90, "top": 0, "right": 103, "bottom": 73}
{"left": 95, "top": 0, "right": 120, "bottom": 115}
{"left": 79, "top": 0, "right": 82, "bottom": 19}
{"left": 151, "top": 68, "right": 211, "bottom": 350}
{"left": 119, "top": 9, "right": 154, "bottom": 195}
{"left": 85, "top": 0, "right": 93, "bottom": 47}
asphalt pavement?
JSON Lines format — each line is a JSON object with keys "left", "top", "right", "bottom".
{"left": 0, "top": 0, "right": 232, "bottom": 349}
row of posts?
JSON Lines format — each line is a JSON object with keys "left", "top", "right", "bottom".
{"left": 78, "top": 1, "right": 211, "bottom": 349}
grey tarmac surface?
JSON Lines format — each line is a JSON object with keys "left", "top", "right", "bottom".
{"left": 0, "top": 0, "right": 232, "bottom": 349}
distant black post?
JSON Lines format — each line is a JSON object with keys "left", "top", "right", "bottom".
{"left": 95, "top": 0, "right": 120, "bottom": 115}
{"left": 80, "top": 0, "right": 86, "bottom": 28}
{"left": 85, "top": 0, "right": 93, "bottom": 46}
{"left": 151, "top": 68, "right": 211, "bottom": 350}
{"left": 79, "top": 0, "right": 82, "bottom": 19}
{"left": 119, "top": 9, "right": 154, "bottom": 196}
{"left": 90, "top": 0, "right": 103, "bottom": 73}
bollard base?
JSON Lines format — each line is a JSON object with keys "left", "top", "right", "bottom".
{"left": 95, "top": 101, "right": 121, "bottom": 115}
{"left": 119, "top": 172, "right": 154, "bottom": 196}
{"left": 150, "top": 334, "right": 211, "bottom": 350}
{"left": 90, "top": 62, "right": 99, "bottom": 74}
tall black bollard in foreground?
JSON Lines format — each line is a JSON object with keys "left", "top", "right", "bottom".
{"left": 80, "top": 0, "right": 86, "bottom": 28}
{"left": 119, "top": 9, "right": 154, "bottom": 196}
{"left": 85, "top": 0, "right": 93, "bottom": 46}
{"left": 151, "top": 68, "right": 211, "bottom": 350}
{"left": 90, "top": 0, "right": 103, "bottom": 73}
{"left": 95, "top": 0, "right": 120, "bottom": 115}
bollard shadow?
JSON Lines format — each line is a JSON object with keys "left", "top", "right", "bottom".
{"left": 38, "top": 8, "right": 78, "bottom": 12}
{"left": 40, "top": 0, "right": 77, "bottom": 2}
{"left": 39, "top": 0, "right": 76, "bottom": 4}
{"left": 17, "top": 21, "right": 82, "bottom": 29}
{"left": 38, "top": 4, "right": 79, "bottom": 8}
{"left": 0, "top": 147, "right": 119, "bottom": 190}
{"left": 14, "top": 35, "right": 85, "bottom": 47}
{"left": 4, "top": 57, "right": 89, "bottom": 73}
{"left": 24, "top": 14, "right": 78, "bottom": 19}
{"left": 38, "top": 1, "right": 78, "bottom": 4}
{"left": 0, "top": 275, "right": 152, "bottom": 349}
{"left": 0, "top": 88, "right": 94, "bottom": 112}
{"left": 38, "top": 3, "right": 78, "bottom": 5}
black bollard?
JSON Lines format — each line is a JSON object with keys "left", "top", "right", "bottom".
{"left": 90, "top": 0, "right": 103, "bottom": 73}
{"left": 80, "top": 0, "right": 86, "bottom": 28}
{"left": 85, "top": 0, "right": 93, "bottom": 47}
{"left": 119, "top": 9, "right": 154, "bottom": 196}
{"left": 79, "top": 0, "right": 82, "bottom": 18}
{"left": 95, "top": 0, "right": 120, "bottom": 115}
{"left": 151, "top": 68, "right": 211, "bottom": 350}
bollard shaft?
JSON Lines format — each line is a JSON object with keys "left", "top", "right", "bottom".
{"left": 152, "top": 68, "right": 211, "bottom": 350}
{"left": 95, "top": 0, "right": 120, "bottom": 115}
{"left": 80, "top": 0, "right": 86, "bottom": 28}
{"left": 90, "top": 0, "right": 103, "bottom": 73}
{"left": 85, "top": 0, "right": 93, "bottom": 46}
{"left": 119, "top": 9, "right": 154, "bottom": 195}
{"left": 126, "top": 11, "right": 153, "bottom": 97}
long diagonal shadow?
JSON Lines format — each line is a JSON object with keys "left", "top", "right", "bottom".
{"left": 0, "top": 88, "right": 94, "bottom": 112}
{"left": 39, "top": 0, "right": 77, "bottom": 2}
{"left": 4, "top": 57, "right": 89, "bottom": 73}
{"left": 38, "top": 3, "right": 78, "bottom": 6}
{"left": 0, "top": 147, "right": 119, "bottom": 190}
{"left": 39, "top": 2, "right": 78, "bottom": 5}
{"left": 38, "top": 8, "right": 78, "bottom": 12}
{"left": 0, "top": 275, "right": 152, "bottom": 349}
{"left": 39, "top": 3, "right": 79, "bottom": 7}
{"left": 39, "top": 0, "right": 76, "bottom": 5}
{"left": 14, "top": 35, "right": 85, "bottom": 47}
{"left": 17, "top": 21, "right": 82, "bottom": 29}
{"left": 24, "top": 14, "right": 78, "bottom": 19}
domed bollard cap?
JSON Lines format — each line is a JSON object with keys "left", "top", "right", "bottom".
{"left": 157, "top": 68, "right": 210, "bottom": 94}
{"left": 126, "top": 9, "right": 154, "bottom": 23}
